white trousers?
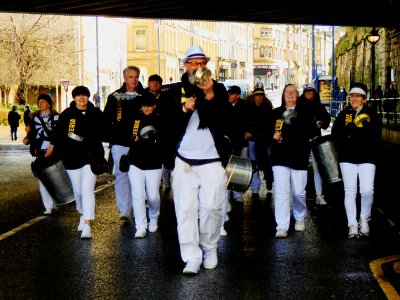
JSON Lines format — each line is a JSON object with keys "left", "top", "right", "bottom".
{"left": 39, "top": 180, "right": 55, "bottom": 210}
{"left": 111, "top": 145, "right": 133, "bottom": 216}
{"left": 339, "top": 162, "right": 376, "bottom": 227}
{"left": 311, "top": 151, "right": 323, "bottom": 197}
{"left": 128, "top": 165, "right": 162, "bottom": 232}
{"left": 67, "top": 164, "right": 97, "bottom": 221}
{"left": 172, "top": 157, "right": 227, "bottom": 264}
{"left": 272, "top": 166, "right": 308, "bottom": 231}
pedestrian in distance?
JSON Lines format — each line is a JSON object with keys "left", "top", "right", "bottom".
{"left": 8, "top": 105, "right": 21, "bottom": 141}
{"left": 271, "top": 84, "right": 314, "bottom": 238}
{"left": 331, "top": 83, "right": 382, "bottom": 239}
{"left": 167, "top": 45, "right": 234, "bottom": 274}
{"left": 25, "top": 94, "right": 59, "bottom": 215}
{"left": 55, "top": 86, "right": 106, "bottom": 239}
{"left": 23, "top": 105, "right": 32, "bottom": 127}
{"left": 299, "top": 82, "right": 331, "bottom": 206}
{"left": 103, "top": 66, "right": 145, "bottom": 223}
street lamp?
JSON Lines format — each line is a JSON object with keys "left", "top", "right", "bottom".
{"left": 366, "top": 28, "right": 380, "bottom": 98}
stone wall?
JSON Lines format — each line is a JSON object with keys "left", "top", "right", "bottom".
{"left": 334, "top": 27, "right": 400, "bottom": 93}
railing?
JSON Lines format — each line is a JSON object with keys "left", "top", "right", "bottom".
{"left": 329, "top": 97, "right": 400, "bottom": 128}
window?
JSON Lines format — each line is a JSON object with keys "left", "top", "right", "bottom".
{"left": 260, "top": 28, "right": 272, "bottom": 38}
{"left": 135, "top": 29, "right": 146, "bottom": 51}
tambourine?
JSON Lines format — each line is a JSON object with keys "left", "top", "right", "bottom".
{"left": 354, "top": 113, "right": 370, "bottom": 127}
{"left": 194, "top": 67, "right": 212, "bottom": 85}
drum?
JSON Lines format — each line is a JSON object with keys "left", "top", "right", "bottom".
{"left": 31, "top": 158, "right": 75, "bottom": 206}
{"left": 225, "top": 155, "right": 253, "bottom": 192}
{"left": 311, "top": 135, "right": 342, "bottom": 184}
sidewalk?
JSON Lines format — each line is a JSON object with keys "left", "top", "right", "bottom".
{"left": 0, "top": 125, "right": 27, "bottom": 145}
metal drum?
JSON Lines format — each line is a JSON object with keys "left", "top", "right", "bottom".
{"left": 225, "top": 155, "right": 253, "bottom": 192}
{"left": 311, "top": 135, "right": 342, "bottom": 184}
{"left": 31, "top": 158, "right": 75, "bottom": 206}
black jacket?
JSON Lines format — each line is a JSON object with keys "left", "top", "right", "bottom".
{"left": 163, "top": 73, "right": 233, "bottom": 167}
{"left": 298, "top": 94, "right": 331, "bottom": 139}
{"left": 331, "top": 106, "right": 381, "bottom": 165}
{"left": 270, "top": 105, "right": 314, "bottom": 170}
{"left": 55, "top": 102, "right": 105, "bottom": 170}
{"left": 103, "top": 82, "right": 145, "bottom": 147}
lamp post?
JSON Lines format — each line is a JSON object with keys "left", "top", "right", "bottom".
{"left": 366, "top": 28, "right": 380, "bottom": 98}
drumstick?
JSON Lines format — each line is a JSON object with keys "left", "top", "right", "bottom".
{"left": 226, "top": 163, "right": 237, "bottom": 188}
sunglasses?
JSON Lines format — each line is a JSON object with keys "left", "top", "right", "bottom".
{"left": 186, "top": 61, "right": 207, "bottom": 67}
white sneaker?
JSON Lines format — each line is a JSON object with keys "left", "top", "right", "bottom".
{"left": 43, "top": 208, "right": 52, "bottom": 215}
{"left": 316, "top": 195, "right": 327, "bottom": 205}
{"left": 359, "top": 218, "right": 370, "bottom": 236}
{"left": 348, "top": 225, "right": 359, "bottom": 239}
{"left": 148, "top": 221, "right": 158, "bottom": 233}
{"left": 81, "top": 224, "right": 92, "bottom": 239}
{"left": 295, "top": 220, "right": 305, "bottom": 231}
{"left": 203, "top": 250, "right": 218, "bottom": 270}
{"left": 182, "top": 261, "right": 201, "bottom": 274}
{"left": 77, "top": 215, "right": 85, "bottom": 232}
{"left": 275, "top": 229, "right": 287, "bottom": 238}
{"left": 134, "top": 229, "right": 146, "bottom": 238}
{"left": 220, "top": 227, "right": 227, "bottom": 236}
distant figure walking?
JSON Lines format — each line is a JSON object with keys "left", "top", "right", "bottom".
{"left": 23, "top": 105, "right": 32, "bottom": 126}
{"left": 8, "top": 105, "right": 21, "bottom": 141}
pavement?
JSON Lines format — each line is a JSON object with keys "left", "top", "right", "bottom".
{"left": 0, "top": 125, "right": 27, "bottom": 145}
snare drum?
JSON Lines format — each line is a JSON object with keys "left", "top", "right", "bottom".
{"left": 311, "top": 135, "right": 342, "bottom": 184}
{"left": 225, "top": 155, "right": 253, "bottom": 192}
{"left": 31, "top": 158, "right": 75, "bottom": 206}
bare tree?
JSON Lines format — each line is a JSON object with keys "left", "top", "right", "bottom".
{"left": 0, "top": 13, "right": 78, "bottom": 104}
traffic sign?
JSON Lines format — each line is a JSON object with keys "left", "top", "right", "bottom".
{"left": 62, "top": 80, "right": 69, "bottom": 92}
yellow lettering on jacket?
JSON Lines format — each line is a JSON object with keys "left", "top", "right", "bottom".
{"left": 275, "top": 119, "right": 283, "bottom": 143}
{"left": 68, "top": 119, "right": 76, "bottom": 132}
{"left": 133, "top": 120, "right": 140, "bottom": 136}
{"left": 345, "top": 114, "right": 352, "bottom": 126}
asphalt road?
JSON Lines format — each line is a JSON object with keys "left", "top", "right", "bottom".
{"left": 0, "top": 125, "right": 399, "bottom": 299}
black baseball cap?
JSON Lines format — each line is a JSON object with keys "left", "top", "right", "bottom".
{"left": 227, "top": 85, "right": 241, "bottom": 95}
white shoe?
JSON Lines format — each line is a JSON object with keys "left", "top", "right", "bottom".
{"left": 316, "top": 195, "right": 327, "bottom": 205}
{"left": 148, "top": 221, "right": 158, "bottom": 233}
{"left": 348, "top": 226, "right": 359, "bottom": 239}
{"left": 77, "top": 215, "right": 85, "bottom": 232}
{"left": 220, "top": 227, "right": 227, "bottom": 236}
{"left": 182, "top": 261, "right": 201, "bottom": 274}
{"left": 43, "top": 208, "right": 52, "bottom": 215}
{"left": 203, "top": 250, "right": 218, "bottom": 270}
{"left": 135, "top": 229, "right": 146, "bottom": 238}
{"left": 295, "top": 220, "right": 305, "bottom": 231}
{"left": 81, "top": 224, "right": 92, "bottom": 239}
{"left": 275, "top": 229, "right": 287, "bottom": 238}
{"left": 359, "top": 218, "right": 370, "bottom": 236}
